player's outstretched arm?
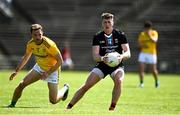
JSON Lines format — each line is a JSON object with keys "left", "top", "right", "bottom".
{"left": 9, "top": 52, "right": 32, "bottom": 81}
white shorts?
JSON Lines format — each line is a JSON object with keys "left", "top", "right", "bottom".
{"left": 91, "top": 67, "right": 125, "bottom": 81}
{"left": 32, "top": 64, "right": 59, "bottom": 84}
{"left": 138, "top": 52, "right": 157, "bottom": 64}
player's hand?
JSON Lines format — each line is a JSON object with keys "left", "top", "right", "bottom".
{"left": 147, "top": 30, "right": 156, "bottom": 41}
{"left": 147, "top": 30, "right": 152, "bottom": 37}
{"left": 102, "top": 55, "right": 109, "bottom": 64}
{"left": 9, "top": 71, "right": 17, "bottom": 81}
{"left": 40, "top": 71, "right": 49, "bottom": 80}
{"left": 117, "top": 55, "right": 123, "bottom": 63}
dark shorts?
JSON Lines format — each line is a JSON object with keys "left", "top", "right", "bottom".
{"left": 93, "top": 62, "right": 124, "bottom": 78}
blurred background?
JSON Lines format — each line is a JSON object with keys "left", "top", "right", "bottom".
{"left": 0, "top": 0, "right": 180, "bottom": 73}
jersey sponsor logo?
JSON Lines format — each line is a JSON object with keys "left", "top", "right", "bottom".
{"left": 101, "top": 45, "right": 118, "bottom": 54}
{"left": 101, "top": 45, "right": 118, "bottom": 49}
{"left": 32, "top": 47, "right": 47, "bottom": 57}
{"left": 105, "top": 49, "right": 116, "bottom": 53}
{"left": 100, "top": 41, "right": 105, "bottom": 44}
{"left": 115, "top": 39, "right": 118, "bottom": 43}
{"left": 34, "top": 54, "right": 48, "bottom": 58}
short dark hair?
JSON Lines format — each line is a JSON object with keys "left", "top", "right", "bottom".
{"left": 144, "top": 21, "right": 152, "bottom": 28}
{"left": 101, "top": 13, "right": 114, "bottom": 19}
{"left": 30, "top": 24, "right": 42, "bottom": 33}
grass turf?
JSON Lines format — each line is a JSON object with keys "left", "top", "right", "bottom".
{"left": 0, "top": 70, "right": 180, "bottom": 115}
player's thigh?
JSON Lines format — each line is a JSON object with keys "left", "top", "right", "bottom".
{"left": 139, "top": 62, "right": 145, "bottom": 71}
{"left": 48, "top": 83, "right": 58, "bottom": 98}
{"left": 84, "top": 72, "right": 101, "bottom": 88}
{"left": 149, "top": 64, "right": 157, "bottom": 72}
{"left": 111, "top": 68, "right": 124, "bottom": 84}
{"left": 22, "top": 69, "right": 41, "bottom": 86}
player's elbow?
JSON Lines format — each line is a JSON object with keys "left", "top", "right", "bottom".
{"left": 59, "top": 61, "right": 63, "bottom": 67}
{"left": 56, "top": 60, "right": 62, "bottom": 67}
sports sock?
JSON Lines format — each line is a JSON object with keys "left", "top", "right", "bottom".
{"left": 155, "top": 80, "right": 160, "bottom": 88}
{"left": 8, "top": 100, "right": 17, "bottom": 107}
{"left": 58, "top": 85, "right": 68, "bottom": 97}
{"left": 62, "top": 84, "right": 69, "bottom": 101}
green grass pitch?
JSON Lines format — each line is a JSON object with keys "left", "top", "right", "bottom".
{"left": 0, "top": 70, "right": 180, "bottom": 115}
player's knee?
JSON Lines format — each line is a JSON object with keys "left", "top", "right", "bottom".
{"left": 18, "top": 81, "right": 27, "bottom": 89}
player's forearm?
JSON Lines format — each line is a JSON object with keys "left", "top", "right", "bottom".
{"left": 92, "top": 46, "right": 103, "bottom": 62}
{"left": 15, "top": 54, "right": 31, "bottom": 72}
{"left": 15, "top": 61, "right": 24, "bottom": 72}
{"left": 121, "top": 51, "right": 131, "bottom": 60}
{"left": 47, "top": 61, "right": 61, "bottom": 75}
{"left": 46, "top": 53, "right": 63, "bottom": 74}
{"left": 93, "top": 54, "right": 103, "bottom": 62}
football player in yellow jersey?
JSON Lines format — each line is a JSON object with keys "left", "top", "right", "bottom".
{"left": 7, "top": 24, "right": 69, "bottom": 107}
{"left": 138, "top": 21, "right": 159, "bottom": 88}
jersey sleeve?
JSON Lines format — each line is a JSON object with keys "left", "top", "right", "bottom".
{"left": 138, "top": 32, "right": 143, "bottom": 43}
{"left": 92, "top": 35, "right": 99, "bottom": 46}
{"left": 48, "top": 44, "right": 60, "bottom": 56}
{"left": 119, "top": 31, "right": 128, "bottom": 44}
{"left": 26, "top": 43, "right": 32, "bottom": 54}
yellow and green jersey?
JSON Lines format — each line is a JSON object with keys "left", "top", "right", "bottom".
{"left": 26, "top": 36, "right": 60, "bottom": 71}
{"left": 138, "top": 29, "right": 158, "bottom": 54}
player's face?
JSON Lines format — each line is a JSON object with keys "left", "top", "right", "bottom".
{"left": 31, "top": 29, "right": 43, "bottom": 44}
{"left": 102, "top": 18, "right": 114, "bottom": 33}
